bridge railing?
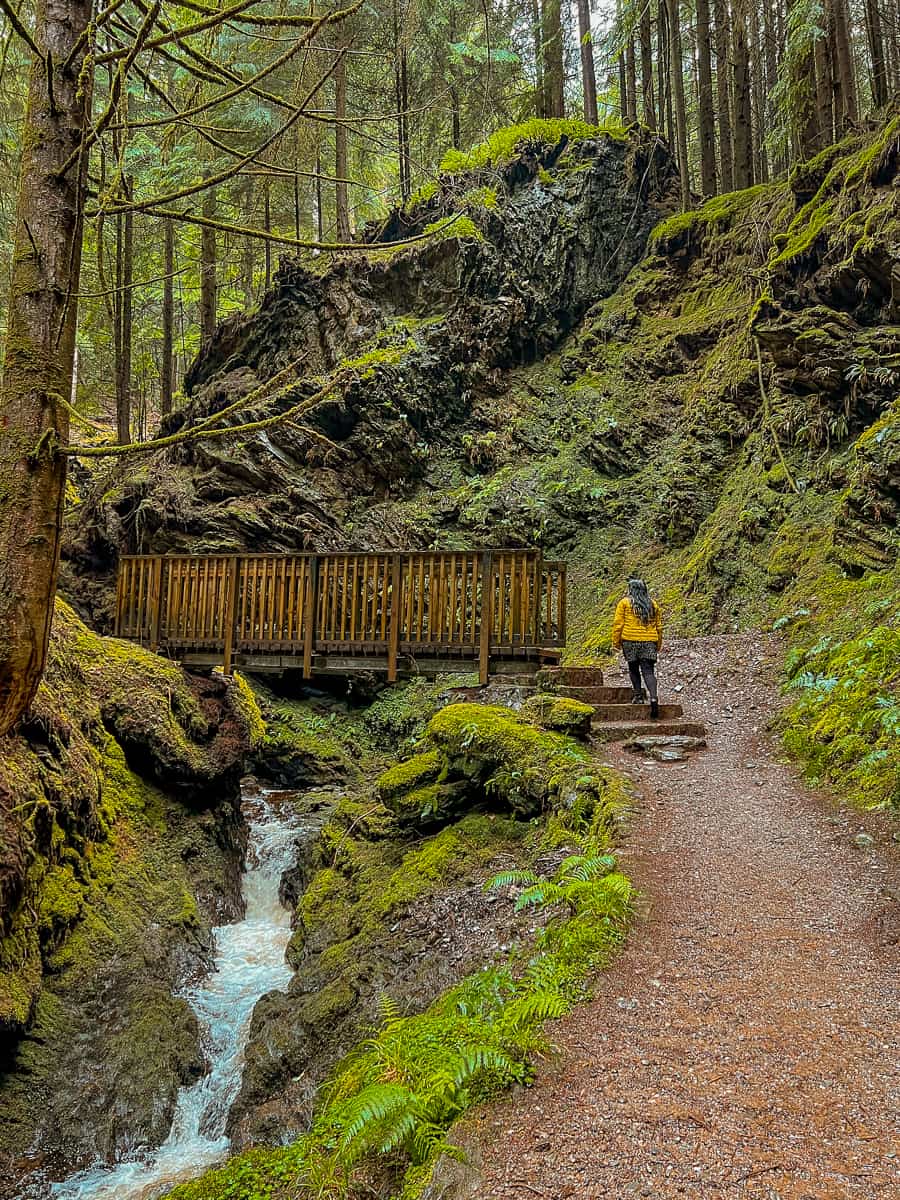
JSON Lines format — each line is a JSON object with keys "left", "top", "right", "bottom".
{"left": 115, "top": 550, "right": 565, "bottom": 682}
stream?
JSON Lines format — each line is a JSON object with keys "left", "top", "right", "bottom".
{"left": 51, "top": 787, "right": 304, "bottom": 1200}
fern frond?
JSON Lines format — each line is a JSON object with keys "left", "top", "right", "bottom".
{"left": 486, "top": 868, "right": 539, "bottom": 891}
{"left": 337, "top": 1082, "right": 417, "bottom": 1156}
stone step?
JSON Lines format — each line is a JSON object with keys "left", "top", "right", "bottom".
{"left": 592, "top": 703, "right": 684, "bottom": 721}
{"left": 537, "top": 665, "right": 605, "bottom": 689}
{"left": 591, "top": 720, "right": 708, "bottom": 742}
{"left": 553, "top": 685, "right": 632, "bottom": 703}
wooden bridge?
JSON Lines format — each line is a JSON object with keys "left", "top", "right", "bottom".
{"left": 115, "top": 550, "right": 566, "bottom": 683}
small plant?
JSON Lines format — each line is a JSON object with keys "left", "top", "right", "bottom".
{"left": 489, "top": 852, "right": 631, "bottom": 922}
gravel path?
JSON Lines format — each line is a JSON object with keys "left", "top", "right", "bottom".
{"left": 461, "top": 634, "right": 900, "bottom": 1199}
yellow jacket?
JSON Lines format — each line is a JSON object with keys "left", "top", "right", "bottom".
{"left": 612, "top": 596, "right": 662, "bottom": 649}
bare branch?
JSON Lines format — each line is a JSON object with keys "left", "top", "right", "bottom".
{"left": 0, "top": 0, "right": 41, "bottom": 58}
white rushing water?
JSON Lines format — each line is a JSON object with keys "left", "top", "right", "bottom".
{"left": 52, "top": 789, "right": 300, "bottom": 1200}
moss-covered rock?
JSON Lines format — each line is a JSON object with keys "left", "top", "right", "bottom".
{"left": 521, "top": 694, "right": 594, "bottom": 736}
{"left": 0, "top": 600, "right": 260, "bottom": 1179}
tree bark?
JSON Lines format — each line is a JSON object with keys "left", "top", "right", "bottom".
{"left": 863, "top": 0, "right": 889, "bottom": 108}
{"left": 830, "top": 0, "right": 858, "bottom": 129}
{"left": 200, "top": 185, "right": 217, "bottom": 343}
{"left": 335, "top": 48, "right": 351, "bottom": 240}
{"left": 242, "top": 178, "right": 255, "bottom": 308}
{"left": 667, "top": 0, "right": 691, "bottom": 208}
{"left": 0, "top": 0, "right": 94, "bottom": 736}
{"left": 624, "top": 32, "right": 638, "bottom": 124}
{"left": 541, "top": 0, "right": 565, "bottom": 118}
{"left": 713, "top": 0, "right": 734, "bottom": 191}
{"left": 639, "top": 0, "right": 657, "bottom": 129}
{"left": 263, "top": 176, "right": 272, "bottom": 293}
{"left": 814, "top": 24, "right": 834, "bottom": 153}
{"left": 731, "top": 0, "right": 753, "bottom": 189}
{"left": 395, "top": 33, "right": 411, "bottom": 198}
{"left": 161, "top": 218, "right": 174, "bottom": 418}
{"left": 576, "top": 0, "right": 598, "bottom": 123}
{"left": 116, "top": 197, "right": 134, "bottom": 444}
{"left": 697, "top": 0, "right": 718, "bottom": 195}
{"left": 531, "top": 0, "right": 545, "bottom": 116}
{"left": 748, "top": 0, "right": 768, "bottom": 182}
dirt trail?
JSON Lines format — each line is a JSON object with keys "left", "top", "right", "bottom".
{"left": 461, "top": 634, "right": 900, "bottom": 1199}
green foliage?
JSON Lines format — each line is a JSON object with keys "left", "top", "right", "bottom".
{"left": 779, "top": 565, "right": 900, "bottom": 811}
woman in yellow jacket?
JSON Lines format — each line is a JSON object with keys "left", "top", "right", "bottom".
{"left": 612, "top": 578, "right": 663, "bottom": 718}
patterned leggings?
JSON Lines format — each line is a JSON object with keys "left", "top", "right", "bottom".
{"left": 627, "top": 659, "right": 658, "bottom": 702}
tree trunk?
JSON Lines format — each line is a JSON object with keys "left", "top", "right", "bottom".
{"left": 668, "top": 0, "right": 691, "bottom": 208}
{"left": 117, "top": 198, "right": 133, "bottom": 444}
{"left": 639, "top": 0, "right": 656, "bottom": 129}
{"left": 576, "top": 0, "right": 598, "bottom": 123}
{"left": 748, "top": 0, "right": 768, "bottom": 182}
{"left": 657, "top": 0, "right": 671, "bottom": 142}
{"left": 448, "top": 5, "right": 462, "bottom": 145}
{"left": 864, "top": 0, "right": 889, "bottom": 108}
{"left": 731, "top": 0, "right": 753, "bottom": 189}
{"left": 761, "top": 0, "right": 783, "bottom": 172}
{"left": 830, "top": 0, "right": 858, "bottom": 129}
{"left": 697, "top": 0, "right": 718, "bottom": 195}
{"left": 624, "top": 33, "right": 638, "bottom": 124}
{"left": 263, "top": 177, "right": 272, "bottom": 292}
{"left": 531, "top": 0, "right": 545, "bottom": 117}
{"left": 396, "top": 44, "right": 411, "bottom": 199}
{"left": 714, "top": 0, "right": 734, "bottom": 191}
{"left": 0, "top": 0, "right": 94, "bottom": 736}
{"left": 814, "top": 25, "right": 834, "bottom": 152}
{"left": 541, "top": 0, "right": 565, "bottom": 118}
{"left": 315, "top": 149, "right": 324, "bottom": 242}
{"left": 242, "top": 178, "right": 255, "bottom": 308}
{"left": 335, "top": 49, "right": 351, "bottom": 240}
{"left": 161, "top": 218, "right": 174, "bottom": 418}
{"left": 200, "top": 185, "right": 217, "bottom": 343}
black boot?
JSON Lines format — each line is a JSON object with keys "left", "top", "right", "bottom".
{"left": 650, "top": 699, "right": 659, "bottom": 719}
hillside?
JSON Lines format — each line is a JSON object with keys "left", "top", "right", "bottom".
{"left": 68, "top": 116, "right": 900, "bottom": 811}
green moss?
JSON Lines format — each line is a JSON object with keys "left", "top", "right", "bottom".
{"left": 439, "top": 118, "right": 627, "bottom": 174}
{"left": 377, "top": 750, "right": 443, "bottom": 801}
{"left": 768, "top": 197, "right": 837, "bottom": 267}
{"left": 377, "top": 814, "right": 524, "bottom": 915}
{"left": 650, "top": 184, "right": 773, "bottom": 250}
{"left": 461, "top": 185, "right": 499, "bottom": 210}
{"left": 521, "top": 694, "right": 594, "bottom": 735}
{"left": 230, "top": 671, "right": 266, "bottom": 749}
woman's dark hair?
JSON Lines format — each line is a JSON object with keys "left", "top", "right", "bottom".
{"left": 627, "top": 578, "right": 654, "bottom": 624}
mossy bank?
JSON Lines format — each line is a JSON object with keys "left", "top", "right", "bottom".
{"left": 0, "top": 602, "right": 261, "bottom": 1188}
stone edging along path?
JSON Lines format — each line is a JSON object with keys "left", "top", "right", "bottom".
{"left": 434, "top": 634, "right": 900, "bottom": 1199}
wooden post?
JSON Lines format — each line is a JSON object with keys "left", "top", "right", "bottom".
{"left": 387, "top": 553, "right": 403, "bottom": 682}
{"left": 303, "top": 555, "right": 318, "bottom": 679}
{"left": 532, "top": 552, "right": 544, "bottom": 648}
{"left": 222, "top": 556, "right": 240, "bottom": 675}
{"left": 479, "top": 551, "right": 493, "bottom": 685}
{"left": 149, "top": 558, "right": 165, "bottom": 651}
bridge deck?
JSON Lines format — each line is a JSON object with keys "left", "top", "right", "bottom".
{"left": 115, "top": 550, "right": 565, "bottom": 683}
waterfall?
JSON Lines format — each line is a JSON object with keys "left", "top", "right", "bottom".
{"left": 52, "top": 787, "right": 302, "bottom": 1200}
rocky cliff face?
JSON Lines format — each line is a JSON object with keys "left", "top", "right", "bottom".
{"left": 0, "top": 603, "right": 260, "bottom": 1190}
